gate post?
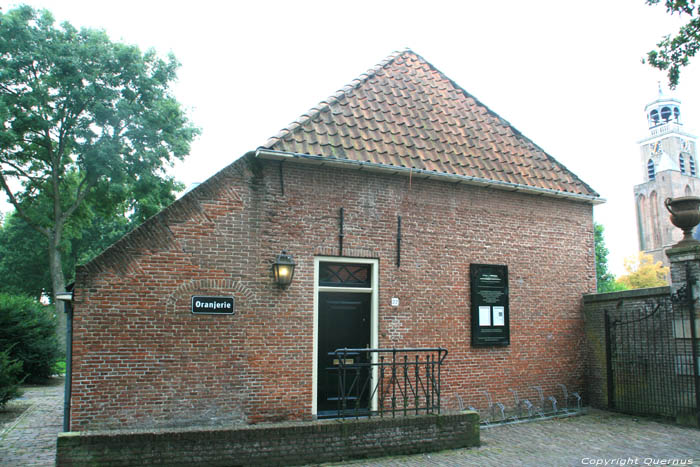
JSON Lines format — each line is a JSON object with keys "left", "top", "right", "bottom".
{"left": 603, "top": 310, "right": 615, "bottom": 410}
{"left": 666, "top": 243, "right": 700, "bottom": 428}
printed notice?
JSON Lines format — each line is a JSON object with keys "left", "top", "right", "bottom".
{"left": 493, "top": 306, "right": 505, "bottom": 326}
{"left": 470, "top": 263, "right": 509, "bottom": 346}
{"left": 479, "top": 306, "right": 491, "bottom": 326}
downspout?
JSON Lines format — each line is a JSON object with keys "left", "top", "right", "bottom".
{"left": 56, "top": 288, "right": 73, "bottom": 432}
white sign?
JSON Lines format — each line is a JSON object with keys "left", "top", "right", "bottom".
{"left": 493, "top": 306, "right": 505, "bottom": 326}
{"left": 479, "top": 306, "right": 491, "bottom": 326}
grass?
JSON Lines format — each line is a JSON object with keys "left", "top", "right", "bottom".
{"left": 53, "top": 359, "right": 66, "bottom": 376}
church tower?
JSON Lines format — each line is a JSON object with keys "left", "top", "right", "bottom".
{"left": 634, "top": 85, "right": 700, "bottom": 267}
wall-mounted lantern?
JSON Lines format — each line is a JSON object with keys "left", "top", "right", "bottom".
{"left": 272, "top": 250, "right": 296, "bottom": 289}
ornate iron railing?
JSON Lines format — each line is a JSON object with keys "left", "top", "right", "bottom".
{"left": 329, "top": 347, "right": 448, "bottom": 418}
{"left": 604, "top": 263, "right": 700, "bottom": 426}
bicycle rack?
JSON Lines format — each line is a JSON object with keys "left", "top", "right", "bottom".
{"left": 469, "top": 385, "right": 583, "bottom": 425}
{"left": 558, "top": 384, "right": 570, "bottom": 412}
{"left": 508, "top": 388, "right": 521, "bottom": 420}
{"left": 572, "top": 392, "right": 582, "bottom": 411}
{"left": 530, "top": 386, "right": 546, "bottom": 417}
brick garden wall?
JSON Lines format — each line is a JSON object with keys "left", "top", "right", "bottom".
{"left": 582, "top": 286, "right": 671, "bottom": 408}
{"left": 70, "top": 154, "right": 595, "bottom": 430}
{"left": 56, "top": 412, "right": 479, "bottom": 466}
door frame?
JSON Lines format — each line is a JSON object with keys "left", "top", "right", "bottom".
{"left": 312, "top": 256, "right": 379, "bottom": 417}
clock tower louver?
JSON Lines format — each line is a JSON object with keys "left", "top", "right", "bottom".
{"left": 634, "top": 85, "right": 700, "bottom": 267}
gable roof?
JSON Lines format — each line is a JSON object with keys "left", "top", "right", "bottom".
{"left": 258, "top": 49, "right": 601, "bottom": 203}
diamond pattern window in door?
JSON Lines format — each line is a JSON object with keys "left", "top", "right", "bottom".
{"left": 319, "top": 263, "right": 371, "bottom": 287}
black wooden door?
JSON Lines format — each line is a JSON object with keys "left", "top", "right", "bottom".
{"left": 317, "top": 292, "right": 371, "bottom": 416}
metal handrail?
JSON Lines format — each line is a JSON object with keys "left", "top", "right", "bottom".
{"left": 329, "top": 347, "right": 448, "bottom": 419}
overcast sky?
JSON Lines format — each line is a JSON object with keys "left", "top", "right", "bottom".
{"left": 3, "top": 0, "right": 700, "bottom": 276}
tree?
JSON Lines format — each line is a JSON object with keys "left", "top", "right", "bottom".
{"left": 0, "top": 212, "right": 51, "bottom": 299}
{"left": 0, "top": 208, "right": 133, "bottom": 299}
{"left": 0, "top": 293, "right": 61, "bottom": 383}
{"left": 594, "top": 223, "right": 627, "bottom": 292}
{"left": 645, "top": 0, "right": 700, "bottom": 88}
{"left": 616, "top": 252, "right": 670, "bottom": 289}
{"left": 0, "top": 346, "right": 24, "bottom": 408}
{"left": 0, "top": 6, "right": 198, "bottom": 314}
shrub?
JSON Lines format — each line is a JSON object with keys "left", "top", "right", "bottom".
{"left": 0, "top": 346, "right": 24, "bottom": 408}
{"left": 0, "top": 293, "right": 62, "bottom": 383}
{"left": 54, "top": 359, "right": 66, "bottom": 376}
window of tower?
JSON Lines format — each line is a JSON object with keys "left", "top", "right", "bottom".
{"left": 674, "top": 107, "right": 680, "bottom": 120}
{"left": 661, "top": 107, "right": 672, "bottom": 121}
{"left": 637, "top": 194, "right": 647, "bottom": 251}
{"left": 648, "top": 159, "right": 656, "bottom": 180}
{"left": 691, "top": 155, "right": 697, "bottom": 176}
{"left": 650, "top": 191, "right": 661, "bottom": 249}
{"left": 650, "top": 109, "right": 660, "bottom": 125}
{"left": 680, "top": 154, "right": 686, "bottom": 174}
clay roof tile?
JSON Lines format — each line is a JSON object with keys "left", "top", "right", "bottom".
{"left": 263, "top": 50, "right": 598, "bottom": 198}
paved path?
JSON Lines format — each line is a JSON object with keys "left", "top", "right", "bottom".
{"left": 0, "top": 378, "right": 698, "bottom": 466}
{"left": 328, "top": 410, "right": 700, "bottom": 466}
{"left": 0, "top": 377, "right": 64, "bottom": 467}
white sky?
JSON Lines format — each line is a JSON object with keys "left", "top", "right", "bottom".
{"left": 2, "top": 0, "right": 700, "bottom": 276}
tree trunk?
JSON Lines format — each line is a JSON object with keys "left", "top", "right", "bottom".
{"left": 48, "top": 232, "right": 67, "bottom": 348}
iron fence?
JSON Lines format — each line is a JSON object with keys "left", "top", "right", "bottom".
{"left": 604, "top": 263, "right": 700, "bottom": 426}
{"left": 328, "top": 347, "right": 448, "bottom": 419}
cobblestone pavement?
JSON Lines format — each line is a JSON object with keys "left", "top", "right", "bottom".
{"left": 0, "top": 377, "right": 64, "bottom": 467}
{"left": 0, "top": 379, "right": 698, "bottom": 467}
{"left": 327, "top": 410, "right": 700, "bottom": 467}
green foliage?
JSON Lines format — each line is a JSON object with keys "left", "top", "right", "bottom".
{"left": 645, "top": 0, "right": 700, "bottom": 88}
{"left": 603, "top": 280, "right": 629, "bottom": 292}
{"left": 0, "top": 293, "right": 62, "bottom": 383}
{"left": 0, "top": 346, "right": 24, "bottom": 408}
{"left": 595, "top": 223, "right": 627, "bottom": 292}
{"left": 0, "top": 5, "right": 197, "bottom": 302}
{"left": 0, "top": 212, "right": 52, "bottom": 299}
{"left": 0, "top": 208, "right": 136, "bottom": 299}
{"left": 53, "top": 359, "right": 66, "bottom": 375}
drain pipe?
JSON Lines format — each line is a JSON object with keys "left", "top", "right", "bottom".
{"left": 56, "top": 289, "right": 73, "bottom": 432}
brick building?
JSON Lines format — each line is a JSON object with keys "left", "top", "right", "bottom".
{"left": 68, "top": 50, "right": 602, "bottom": 431}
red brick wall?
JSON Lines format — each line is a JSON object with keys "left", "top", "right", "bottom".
{"left": 57, "top": 413, "right": 480, "bottom": 466}
{"left": 71, "top": 155, "right": 595, "bottom": 430}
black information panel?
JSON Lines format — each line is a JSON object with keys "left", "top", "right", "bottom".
{"left": 470, "top": 264, "right": 509, "bottom": 346}
{"left": 191, "top": 296, "right": 235, "bottom": 315}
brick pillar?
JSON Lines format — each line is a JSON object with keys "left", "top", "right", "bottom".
{"left": 666, "top": 243, "right": 700, "bottom": 298}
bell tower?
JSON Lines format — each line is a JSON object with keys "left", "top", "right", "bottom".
{"left": 634, "top": 84, "right": 700, "bottom": 266}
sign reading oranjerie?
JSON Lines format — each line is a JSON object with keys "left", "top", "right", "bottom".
{"left": 470, "top": 264, "right": 509, "bottom": 346}
{"left": 191, "top": 296, "right": 235, "bottom": 314}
